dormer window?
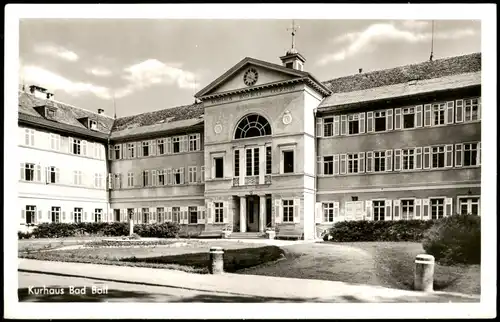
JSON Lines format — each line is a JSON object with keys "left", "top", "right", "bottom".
{"left": 46, "top": 107, "right": 56, "bottom": 118}
{"left": 89, "top": 120, "right": 98, "bottom": 130}
{"left": 285, "top": 62, "right": 293, "bottom": 69}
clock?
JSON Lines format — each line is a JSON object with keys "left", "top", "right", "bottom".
{"left": 243, "top": 67, "right": 259, "bottom": 86}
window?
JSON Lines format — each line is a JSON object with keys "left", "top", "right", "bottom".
{"left": 127, "top": 143, "right": 135, "bottom": 158}
{"left": 25, "top": 205, "right": 36, "bottom": 224}
{"left": 459, "top": 197, "right": 480, "bottom": 215}
{"left": 114, "top": 145, "right": 121, "bottom": 159}
{"left": 25, "top": 129, "right": 35, "bottom": 146}
{"left": 323, "top": 117, "right": 334, "bottom": 137}
{"left": 89, "top": 120, "right": 98, "bottom": 130}
{"left": 157, "top": 170, "right": 165, "bottom": 186}
{"left": 114, "top": 209, "right": 120, "bottom": 222}
{"left": 46, "top": 108, "right": 56, "bottom": 118}
{"left": 189, "top": 134, "right": 200, "bottom": 152}
{"left": 72, "top": 139, "right": 81, "bottom": 155}
{"left": 373, "top": 200, "right": 385, "bottom": 221}
{"left": 431, "top": 146, "right": 445, "bottom": 169}
{"left": 402, "top": 149, "right": 415, "bottom": 170}
{"left": 157, "top": 139, "right": 165, "bottom": 155}
{"left": 234, "top": 113, "right": 272, "bottom": 139}
{"left": 173, "top": 168, "right": 183, "bottom": 185}
{"left": 283, "top": 150, "right": 294, "bottom": 173}
{"left": 403, "top": 107, "right": 415, "bottom": 129}
{"left": 214, "top": 157, "right": 224, "bottom": 178}
{"left": 245, "top": 148, "right": 260, "bottom": 176}
{"left": 464, "top": 98, "right": 479, "bottom": 122}
{"left": 432, "top": 103, "right": 446, "bottom": 126}
{"left": 285, "top": 62, "right": 293, "bottom": 69}
{"left": 348, "top": 114, "right": 359, "bottom": 134}
{"left": 266, "top": 146, "right": 272, "bottom": 174}
{"left": 94, "top": 143, "right": 102, "bottom": 159}
{"left": 214, "top": 202, "right": 224, "bottom": 223}
{"left": 113, "top": 174, "right": 121, "bottom": 189}
{"left": 374, "top": 111, "right": 387, "bottom": 132}
{"left": 74, "top": 208, "right": 83, "bottom": 223}
{"left": 345, "top": 201, "right": 364, "bottom": 220}
{"left": 282, "top": 199, "right": 294, "bottom": 222}
{"left": 374, "top": 151, "right": 386, "bottom": 172}
{"left": 464, "top": 143, "right": 478, "bottom": 166}
{"left": 201, "top": 166, "right": 205, "bottom": 183}
{"left": 234, "top": 150, "right": 240, "bottom": 177}
{"left": 189, "top": 206, "right": 198, "bottom": 224}
{"left": 430, "top": 198, "right": 445, "bottom": 219}
{"left": 94, "top": 173, "right": 103, "bottom": 188}
{"left": 142, "top": 141, "right": 150, "bottom": 157}
{"left": 157, "top": 207, "right": 165, "bottom": 223}
{"left": 323, "top": 156, "right": 334, "bottom": 175}
{"left": 23, "top": 163, "right": 35, "bottom": 181}
{"left": 127, "top": 172, "right": 134, "bottom": 187}
{"left": 401, "top": 199, "right": 415, "bottom": 220}
{"left": 94, "top": 209, "right": 103, "bottom": 222}
{"left": 172, "top": 137, "right": 181, "bottom": 153}
{"left": 46, "top": 166, "right": 58, "bottom": 184}
{"left": 172, "top": 207, "right": 181, "bottom": 223}
{"left": 188, "top": 166, "right": 197, "bottom": 183}
{"left": 73, "top": 170, "right": 82, "bottom": 185}
{"left": 142, "top": 208, "right": 150, "bottom": 224}
{"left": 50, "top": 134, "right": 61, "bottom": 151}
{"left": 347, "top": 153, "right": 359, "bottom": 174}
{"left": 143, "top": 170, "right": 149, "bottom": 186}
{"left": 51, "top": 206, "right": 61, "bottom": 223}
{"left": 323, "top": 202, "right": 334, "bottom": 222}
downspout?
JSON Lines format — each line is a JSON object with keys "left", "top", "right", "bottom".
{"left": 313, "top": 107, "right": 318, "bottom": 240}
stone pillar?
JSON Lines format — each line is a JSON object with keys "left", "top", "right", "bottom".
{"left": 414, "top": 254, "right": 435, "bottom": 292}
{"left": 259, "top": 195, "right": 266, "bottom": 232}
{"left": 239, "top": 148, "right": 245, "bottom": 186}
{"left": 240, "top": 196, "right": 247, "bottom": 233}
{"left": 209, "top": 247, "right": 224, "bottom": 274}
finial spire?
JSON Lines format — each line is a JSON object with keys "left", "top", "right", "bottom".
{"left": 113, "top": 91, "right": 117, "bottom": 119}
{"left": 429, "top": 20, "right": 435, "bottom": 61}
{"left": 287, "top": 20, "right": 300, "bottom": 53}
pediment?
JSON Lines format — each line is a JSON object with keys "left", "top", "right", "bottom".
{"left": 196, "top": 57, "right": 308, "bottom": 98}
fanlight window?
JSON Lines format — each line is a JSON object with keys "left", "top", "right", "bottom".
{"left": 234, "top": 114, "right": 272, "bottom": 139}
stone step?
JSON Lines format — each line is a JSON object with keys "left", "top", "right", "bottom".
{"left": 227, "top": 232, "right": 266, "bottom": 239}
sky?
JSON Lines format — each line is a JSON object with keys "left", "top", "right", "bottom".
{"left": 19, "top": 19, "right": 481, "bottom": 118}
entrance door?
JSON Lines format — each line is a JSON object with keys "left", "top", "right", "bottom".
{"left": 246, "top": 196, "right": 260, "bottom": 232}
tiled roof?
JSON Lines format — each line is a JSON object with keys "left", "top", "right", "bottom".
{"left": 18, "top": 91, "right": 115, "bottom": 135}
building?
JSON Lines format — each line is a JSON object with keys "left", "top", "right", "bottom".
{"left": 18, "top": 48, "right": 481, "bottom": 239}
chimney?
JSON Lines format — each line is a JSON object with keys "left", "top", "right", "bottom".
{"left": 98, "top": 108, "right": 105, "bottom": 115}
{"left": 359, "top": 68, "right": 363, "bottom": 74}
{"left": 29, "top": 85, "right": 54, "bottom": 100}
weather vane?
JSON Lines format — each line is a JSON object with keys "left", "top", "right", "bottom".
{"left": 287, "top": 20, "right": 300, "bottom": 51}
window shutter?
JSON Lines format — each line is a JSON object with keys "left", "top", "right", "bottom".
{"left": 414, "top": 199, "right": 422, "bottom": 220}
{"left": 82, "top": 141, "right": 87, "bottom": 156}
{"left": 84, "top": 212, "right": 88, "bottom": 222}
{"left": 36, "top": 165, "right": 42, "bottom": 182}
{"left": 223, "top": 203, "right": 228, "bottom": 223}
{"left": 394, "top": 149, "right": 402, "bottom": 171}
{"left": 333, "top": 202, "right": 340, "bottom": 221}
{"left": 478, "top": 142, "right": 481, "bottom": 165}
{"left": 446, "top": 101, "right": 455, "bottom": 124}
{"left": 366, "top": 151, "right": 373, "bottom": 172}
{"left": 180, "top": 167, "right": 185, "bottom": 184}
{"left": 394, "top": 108, "right": 402, "bottom": 130}
{"left": 423, "top": 147, "right": 431, "bottom": 169}
{"left": 293, "top": 198, "right": 300, "bottom": 223}
{"left": 415, "top": 105, "right": 423, "bottom": 128}
{"left": 386, "top": 109, "right": 393, "bottom": 131}
{"left": 315, "top": 202, "right": 322, "bottom": 224}
{"left": 385, "top": 150, "right": 393, "bottom": 171}
{"left": 316, "top": 156, "right": 322, "bottom": 175}
{"left": 197, "top": 207, "right": 202, "bottom": 224}
{"left": 316, "top": 118, "right": 323, "bottom": 137}
{"left": 48, "top": 210, "right": 51, "bottom": 222}
{"left": 166, "top": 207, "right": 172, "bottom": 222}
{"left": 152, "top": 170, "right": 157, "bottom": 186}
{"left": 340, "top": 115, "right": 347, "bottom": 135}
{"left": 20, "top": 163, "right": 25, "bottom": 180}
{"left": 415, "top": 147, "right": 423, "bottom": 169}
{"left": 274, "top": 199, "right": 281, "bottom": 224}
{"left": 445, "top": 198, "right": 453, "bottom": 217}
{"left": 366, "top": 112, "right": 374, "bottom": 133}
{"left": 385, "top": 200, "right": 392, "bottom": 221}
{"left": 137, "top": 142, "right": 143, "bottom": 157}
{"left": 108, "top": 145, "right": 114, "bottom": 160}
{"left": 455, "top": 99, "right": 464, "bottom": 123}
{"left": 166, "top": 138, "right": 172, "bottom": 154}
{"left": 21, "top": 210, "right": 25, "bottom": 224}
{"left": 445, "top": 144, "right": 453, "bottom": 168}
{"left": 393, "top": 200, "right": 400, "bottom": 221}
{"left": 108, "top": 174, "right": 113, "bottom": 190}
{"left": 333, "top": 154, "right": 339, "bottom": 175}
{"left": 340, "top": 154, "right": 347, "bottom": 174}
{"left": 359, "top": 152, "right": 365, "bottom": 173}
{"left": 55, "top": 168, "right": 60, "bottom": 183}
{"left": 62, "top": 211, "right": 66, "bottom": 222}
{"left": 455, "top": 144, "right": 463, "bottom": 167}
{"left": 365, "top": 200, "right": 372, "bottom": 221}
{"left": 424, "top": 104, "right": 432, "bottom": 127}
{"left": 359, "top": 113, "right": 365, "bottom": 133}
{"left": 334, "top": 116, "right": 340, "bottom": 136}
{"left": 166, "top": 168, "right": 172, "bottom": 185}
{"left": 150, "top": 140, "right": 156, "bottom": 156}
{"left": 184, "top": 136, "right": 189, "bottom": 152}
{"left": 69, "top": 137, "right": 74, "bottom": 153}
{"left": 70, "top": 211, "right": 74, "bottom": 223}
{"left": 37, "top": 210, "right": 42, "bottom": 223}
{"left": 422, "top": 199, "right": 430, "bottom": 220}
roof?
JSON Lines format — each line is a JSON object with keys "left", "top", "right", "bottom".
{"left": 18, "top": 91, "right": 115, "bottom": 135}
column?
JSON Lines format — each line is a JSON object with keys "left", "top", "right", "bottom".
{"left": 258, "top": 145, "right": 265, "bottom": 184}
{"left": 240, "top": 196, "right": 247, "bottom": 233}
{"left": 259, "top": 195, "right": 266, "bottom": 232}
{"left": 239, "top": 147, "right": 245, "bottom": 186}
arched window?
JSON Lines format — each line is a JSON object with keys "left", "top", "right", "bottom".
{"left": 234, "top": 113, "right": 272, "bottom": 139}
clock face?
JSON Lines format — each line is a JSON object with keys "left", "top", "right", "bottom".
{"left": 243, "top": 68, "right": 259, "bottom": 86}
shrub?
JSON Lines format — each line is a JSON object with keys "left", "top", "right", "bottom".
{"left": 18, "top": 231, "right": 33, "bottom": 239}
{"left": 325, "top": 220, "right": 437, "bottom": 242}
{"left": 422, "top": 214, "right": 481, "bottom": 265}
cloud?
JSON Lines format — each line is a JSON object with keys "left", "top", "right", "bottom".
{"left": 318, "top": 23, "right": 476, "bottom": 65}
{"left": 34, "top": 44, "right": 79, "bottom": 62}
{"left": 85, "top": 67, "right": 112, "bottom": 77}
{"left": 400, "top": 20, "right": 430, "bottom": 30}
{"left": 21, "top": 65, "right": 111, "bottom": 99}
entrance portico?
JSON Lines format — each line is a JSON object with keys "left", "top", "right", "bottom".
{"left": 237, "top": 194, "right": 271, "bottom": 233}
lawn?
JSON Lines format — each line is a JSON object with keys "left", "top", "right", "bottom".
{"left": 238, "top": 242, "right": 480, "bottom": 295}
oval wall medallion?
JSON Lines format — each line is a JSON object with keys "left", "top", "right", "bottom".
{"left": 214, "top": 122, "right": 223, "bottom": 134}
{"left": 282, "top": 111, "right": 292, "bottom": 125}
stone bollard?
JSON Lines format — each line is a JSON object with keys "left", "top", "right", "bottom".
{"left": 209, "top": 246, "right": 224, "bottom": 274}
{"left": 414, "top": 254, "right": 435, "bottom": 292}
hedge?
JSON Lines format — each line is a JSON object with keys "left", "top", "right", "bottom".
{"left": 20, "top": 222, "right": 180, "bottom": 239}
{"left": 324, "top": 220, "right": 438, "bottom": 242}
